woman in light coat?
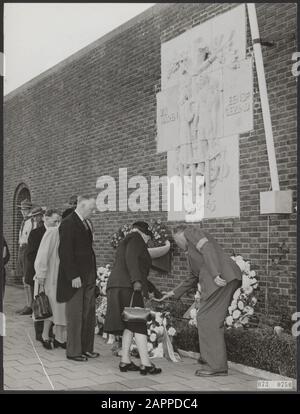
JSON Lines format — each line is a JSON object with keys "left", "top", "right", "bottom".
{"left": 34, "top": 214, "right": 67, "bottom": 349}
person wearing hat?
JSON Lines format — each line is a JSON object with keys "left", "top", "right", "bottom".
{"left": 155, "top": 224, "right": 242, "bottom": 377}
{"left": 104, "top": 221, "right": 162, "bottom": 376}
{"left": 16, "top": 199, "right": 36, "bottom": 315}
{"left": 23, "top": 206, "right": 46, "bottom": 340}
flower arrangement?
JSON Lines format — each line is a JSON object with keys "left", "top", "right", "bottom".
{"left": 110, "top": 219, "right": 169, "bottom": 249}
{"left": 130, "top": 310, "right": 177, "bottom": 359}
{"left": 225, "top": 256, "right": 259, "bottom": 329}
{"left": 95, "top": 265, "right": 111, "bottom": 334}
{"left": 96, "top": 264, "right": 111, "bottom": 296}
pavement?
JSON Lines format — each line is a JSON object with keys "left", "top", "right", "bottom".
{"left": 2, "top": 285, "right": 292, "bottom": 392}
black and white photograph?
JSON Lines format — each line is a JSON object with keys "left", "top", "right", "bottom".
{"left": 1, "top": 2, "right": 298, "bottom": 394}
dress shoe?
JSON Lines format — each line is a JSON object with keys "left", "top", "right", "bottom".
{"left": 67, "top": 355, "right": 88, "bottom": 362}
{"left": 195, "top": 368, "right": 228, "bottom": 377}
{"left": 83, "top": 351, "right": 100, "bottom": 359}
{"left": 119, "top": 362, "right": 140, "bottom": 372}
{"left": 41, "top": 339, "right": 53, "bottom": 350}
{"left": 140, "top": 364, "right": 162, "bottom": 376}
{"left": 53, "top": 339, "right": 67, "bottom": 349}
{"left": 19, "top": 306, "right": 32, "bottom": 315}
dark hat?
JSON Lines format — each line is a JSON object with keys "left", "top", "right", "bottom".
{"left": 132, "top": 221, "right": 153, "bottom": 237}
{"left": 17, "top": 199, "right": 33, "bottom": 209}
{"left": 27, "top": 206, "right": 46, "bottom": 218}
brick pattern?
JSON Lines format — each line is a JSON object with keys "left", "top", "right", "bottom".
{"left": 3, "top": 3, "right": 297, "bottom": 321}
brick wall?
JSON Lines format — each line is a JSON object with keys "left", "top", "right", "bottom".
{"left": 3, "top": 3, "right": 297, "bottom": 323}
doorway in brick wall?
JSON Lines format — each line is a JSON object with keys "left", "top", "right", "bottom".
{"left": 12, "top": 184, "right": 31, "bottom": 283}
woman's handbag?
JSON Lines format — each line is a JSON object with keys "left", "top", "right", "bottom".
{"left": 32, "top": 287, "right": 53, "bottom": 320}
{"left": 122, "top": 291, "right": 152, "bottom": 323}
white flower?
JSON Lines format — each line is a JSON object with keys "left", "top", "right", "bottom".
{"left": 249, "top": 270, "right": 256, "bottom": 278}
{"left": 149, "top": 333, "right": 157, "bottom": 343}
{"left": 189, "top": 319, "right": 197, "bottom": 327}
{"left": 242, "top": 274, "right": 252, "bottom": 288}
{"left": 233, "top": 289, "right": 241, "bottom": 301}
{"left": 155, "top": 314, "right": 163, "bottom": 325}
{"left": 232, "top": 309, "right": 241, "bottom": 320}
{"left": 231, "top": 300, "right": 238, "bottom": 309}
{"left": 168, "top": 327, "right": 176, "bottom": 337}
{"left": 154, "top": 326, "right": 164, "bottom": 336}
{"left": 190, "top": 308, "right": 197, "bottom": 319}
{"left": 251, "top": 297, "right": 257, "bottom": 304}
{"left": 98, "top": 267, "right": 106, "bottom": 274}
{"left": 233, "top": 321, "right": 243, "bottom": 329}
{"left": 244, "top": 286, "right": 253, "bottom": 295}
{"left": 226, "top": 316, "right": 233, "bottom": 326}
{"left": 228, "top": 306, "right": 234, "bottom": 314}
{"left": 244, "top": 306, "right": 254, "bottom": 315}
{"left": 238, "top": 300, "right": 244, "bottom": 310}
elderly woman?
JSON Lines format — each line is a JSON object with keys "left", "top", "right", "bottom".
{"left": 104, "top": 221, "right": 161, "bottom": 376}
{"left": 34, "top": 209, "right": 66, "bottom": 349}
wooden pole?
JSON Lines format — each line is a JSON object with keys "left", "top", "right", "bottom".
{"left": 247, "top": 3, "right": 280, "bottom": 191}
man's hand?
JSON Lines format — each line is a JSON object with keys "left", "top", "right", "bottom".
{"left": 214, "top": 275, "right": 227, "bottom": 287}
{"left": 72, "top": 277, "right": 82, "bottom": 289}
{"left": 152, "top": 290, "right": 175, "bottom": 302}
{"left": 133, "top": 281, "right": 142, "bottom": 291}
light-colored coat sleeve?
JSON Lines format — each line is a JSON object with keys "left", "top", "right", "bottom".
{"left": 34, "top": 228, "right": 56, "bottom": 280}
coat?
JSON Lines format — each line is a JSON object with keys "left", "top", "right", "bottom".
{"left": 57, "top": 211, "right": 96, "bottom": 303}
{"left": 173, "top": 226, "right": 242, "bottom": 301}
{"left": 34, "top": 227, "right": 66, "bottom": 325}
{"left": 24, "top": 225, "right": 46, "bottom": 286}
{"left": 107, "top": 231, "right": 152, "bottom": 298}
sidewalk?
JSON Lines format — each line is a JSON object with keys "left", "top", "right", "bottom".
{"left": 2, "top": 285, "right": 280, "bottom": 391}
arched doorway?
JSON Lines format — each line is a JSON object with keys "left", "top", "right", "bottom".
{"left": 12, "top": 184, "right": 31, "bottom": 283}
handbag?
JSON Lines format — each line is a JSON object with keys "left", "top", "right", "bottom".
{"left": 122, "top": 291, "right": 152, "bottom": 323}
{"left": 32, "top": 287, "right": 53, "bottom": 320}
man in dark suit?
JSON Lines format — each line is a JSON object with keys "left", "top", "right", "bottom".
{"left": 57, "top": 195, "right": 99, "bottom": 362}
{"left": 157, "top": 225, "right": 242, "bottom": 377}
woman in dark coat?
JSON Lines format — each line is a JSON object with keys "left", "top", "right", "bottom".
{"left": 104, "top": 221, "right": 161, "bottom": 376}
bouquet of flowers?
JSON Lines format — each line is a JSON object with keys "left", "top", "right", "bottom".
{"left": 110, "top": 220, "right": 169, "bottom": 249}
{"left": 110, "top": 224, "right": 133, "bottom": 249}
{"left": 225, "top": 256, "right": 259, "bottom": 329}
{"left": 148, "top": 219, "right": 169, "bottom": 247}
{"left": 96, "top": 264, "right": 111, "bottom": 296}
{"left": 130, "top": 311, "right": 178, "bottom": 360}
{"left": 95, "top": 264, "right": 111, "bottom": 334}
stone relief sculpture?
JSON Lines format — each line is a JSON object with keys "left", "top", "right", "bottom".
{"left": 158, "top": 5, "right": 251, "bottom": 220}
